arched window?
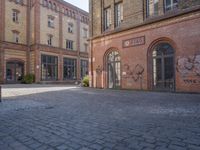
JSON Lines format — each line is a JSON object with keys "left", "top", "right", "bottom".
{"left": 53, "top": 3, "right": 57, "bottom": 11}
{"left": 43, "top": 0, "right": 47, "bottom": 6}
{"left": 107, "top": 51, "right": 121, "bottom": 89}
{"left": 72, "top": 11, "right": 76, "bottom": 19}
{"left": 69, "top": 10, "right": 72, "bottom": 17}
{"left": 65, "top": 9, "right": 69, "bottom": 16}
{"left": 151, "top": 43, "right": 175, "bottom": 91}
{"left": 48, "top": 1, "right": 52, "bottom": 9}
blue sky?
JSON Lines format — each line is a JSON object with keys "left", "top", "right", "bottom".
{"left": 64, "top": 0, "right": 89, "bottom": 12}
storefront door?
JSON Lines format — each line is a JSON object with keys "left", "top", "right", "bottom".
{"left": 6, "top": 61, "right": 24, "bottom": 83}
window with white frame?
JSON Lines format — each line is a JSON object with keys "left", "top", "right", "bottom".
{"left": 43, "top": 0, "right": 47, "bottom": 6}
{"left": 48, "top": 16, "right": 54, "bottom": 28}
{"left": 68, "top": 23, "right": 73, "bottom": 33}
{"left": 12, "top": 10, "right": 19, "bottom": 23}
{"left": 13, "top": 31, "right": 19, "bottom": 43}
{"left": 47, "top": 35, "right": 53, "bottom": 46}
{"left": 16, "top": 0, "right": 23, "bottom": 4}
{"left": 165, "top": 0, "right": 178, "bottom": 11}
{"left": 66, "top": 40, "right": 74, "bottom": 50}
{"left": 115, "top": 2, "right": 123, "bottom": 27}
{"left": 146, "top": 0, "right": 159, "bottom": 17}
{"left": 83, "top": 28, "right": 88, "bottom": 38}
{"left": 104, "top": 7, "right": 111, "bottom": 31}
{"left": 84, "top": 43, "right": 88, "bottom": 52}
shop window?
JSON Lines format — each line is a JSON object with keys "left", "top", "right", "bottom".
{"left": 41, "top": 55, "right": 58, "bottom": 81}
{"left": 81, "top": 60, "right": 88, "bottom": 78}
{"left": 63, "top": 58, "right": 77, "bottom": 80}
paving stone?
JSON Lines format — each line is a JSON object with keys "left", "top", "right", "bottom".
{"left": 1, "top": 84, "right": 200, "bottom": 150}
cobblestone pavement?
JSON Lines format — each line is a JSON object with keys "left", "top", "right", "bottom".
{"left": 0, "top": 84, "right": 200, "bottom": 150}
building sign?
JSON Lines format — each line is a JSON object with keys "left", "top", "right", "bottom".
{"left": 123, "top": 36, "right": 145, "bottom": 48}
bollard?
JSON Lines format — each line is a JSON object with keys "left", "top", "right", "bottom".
{"left": 0, "top": 85, "right": 1, "bottom": 102}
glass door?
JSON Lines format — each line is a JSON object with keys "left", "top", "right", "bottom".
{"left": 107, "top": 51, "right": 121, "bottom": 89}
{"left": 6, "top": 61, "right": 24, "bottom": 83}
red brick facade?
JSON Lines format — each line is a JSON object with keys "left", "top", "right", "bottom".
{"left": 89, "top": 0, "right": 200, "bottom": 93}
{"left": 0, "top": 0, "right": 89, "bottom": 84}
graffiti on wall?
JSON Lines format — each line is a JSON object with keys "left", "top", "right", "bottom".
{"left": 177, "top": 55, "right": 200, "bottom": 77}
{"left": 177, "top": 54, "right": 200, "bottom": 84}
{"left": 96, "top": 65, "right": 103, "bottom": 74}
{"left": 123, "top": 64, "right": 144, "bottom": 82}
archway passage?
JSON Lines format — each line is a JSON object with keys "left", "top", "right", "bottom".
{"left": 107, "top": 51, "right": 121, "bottom": 89}
{"left": 6, "top": 61, "right": 24, "bottom": 83}
{"left": 152, "top": 43, "right": 175, "bottom": 91}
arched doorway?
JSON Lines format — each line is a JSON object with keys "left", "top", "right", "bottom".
{"left": 107, "top": 51, "right": 121, "bottom": 89}
{"left": 151, "top": 43, "right": 175, "bottom": 91}
{"left": 6, "top": 60, "right": 24, "bottom": 83}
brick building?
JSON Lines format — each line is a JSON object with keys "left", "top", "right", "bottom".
{"left": 0, "top": 0, "right": 89, "bottom": 84}
{"left": 89, "top": 0, "right": 200, "bottom": 92}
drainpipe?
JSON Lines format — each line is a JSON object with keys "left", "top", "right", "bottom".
{"left": 0, "top": 85, "right": 2, "bottom": 102}
{"left": 26, "top": 0, "right": 32, "bottom": 75}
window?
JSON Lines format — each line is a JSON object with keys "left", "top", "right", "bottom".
{"left": 147, "top": 0, "right": 159, "bottom": 17}
{"left": 68, "top": 23, "right": 73, "bottom": 33}
{"left": 43, "top": 0, "right": 47, "bottom": 6}
{"left": 81, "top": 60, "right": 88, "bottom": 78}
{"left": 48, "top": 1, "right": 53, "bottom": 9}
{"left": 41, "top": 55, "right": 58, "bottom": 81}
{"left": 72, "top": 11, "right": 76, "bottom": 19}
{"left": 104, "top": 7, "right": 111, "bottom": 31}
{"left": 65, "top": 9, "right": 68, "bottom": 15}
{"left": 13, "top": 32, "right": 19, "bottom": 43}
{"left": 12, "top": 10, "right": 19, "bottom": 23}
{"left": 66, "top": 40, "right": 74, "bottom": 50}
{"left": 47, "top": 34, "right": 53, "bottom": 46}
{"left": 84, "top": 43, "right": 88, "bottom": 52}
{"left": 63, "top": 58, "right": 77, "bottom": 80}
{"left": 69, "top": 10, "right": 72, "bottom": 17}
{"left": 48, "top": 16, "right": 54, "bottom": 28}
{"left": 53, "top": 3, "right": 57, "bottom": 11}
{"left": 165, "top": 0, "right": 178, "bottom": 11}
{"left": 16, "top": 0, "right": 22, "bottom": 4}
{"left": 83, "top": 28, "right": 88, "bottom": 38}
{"left": 151, "top": 43, "right": 175, "bottom": 91}
{"left": 115, "top": 2, "right": 123, "bottom": 27}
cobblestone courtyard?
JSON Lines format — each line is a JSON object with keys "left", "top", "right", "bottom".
{"left": 0, "top": 84, "right": 200, "bottom": 150}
